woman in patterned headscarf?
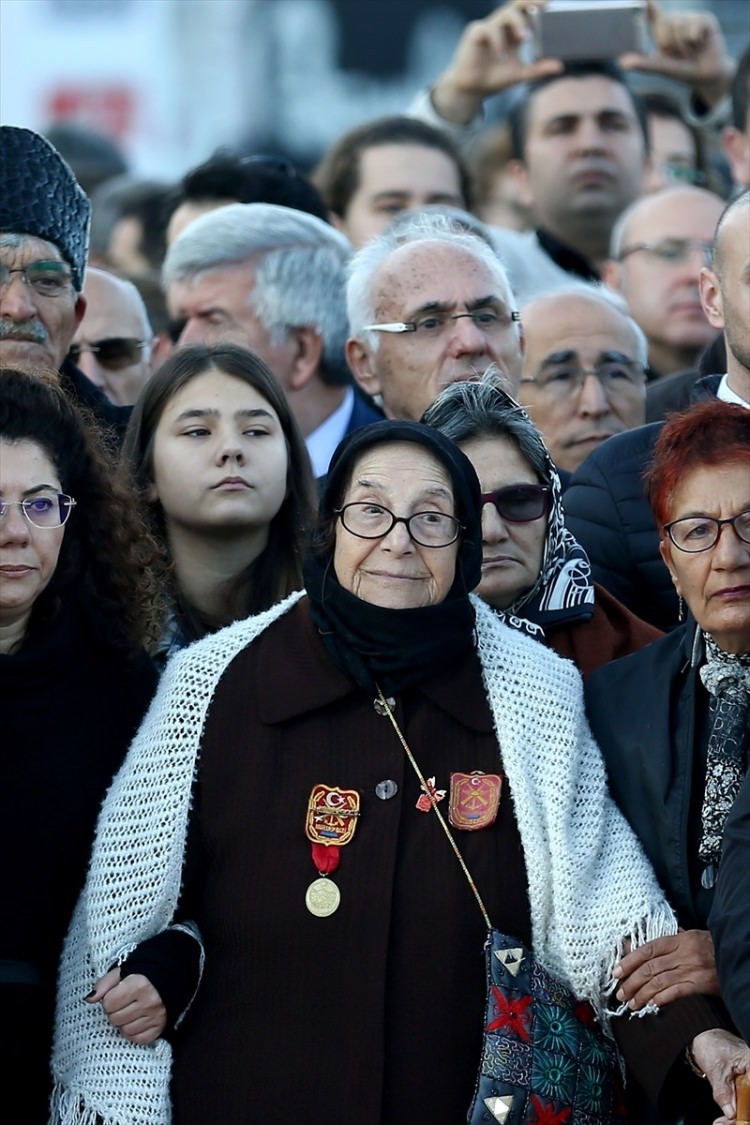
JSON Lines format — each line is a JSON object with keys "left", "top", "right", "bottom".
{"left": 422, "top": 374, "right": 660, "bottom": 677}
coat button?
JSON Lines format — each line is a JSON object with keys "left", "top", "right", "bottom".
{"left": 375, "top": 779, "right": 398, "bottom": 800}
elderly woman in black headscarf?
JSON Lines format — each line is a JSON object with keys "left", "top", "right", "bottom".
{"left": 52, "top": 422, "right": 742, "bottom": 1125}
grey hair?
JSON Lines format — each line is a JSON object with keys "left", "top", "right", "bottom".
{"left": 385, "top": 205, "right": 497, "bottom": 250}
{"left": 346, "top": 213, "right": 518, "bottom": 353}
{"left": 422, "top": 372, "right": 550, "bottom": 483}
{"left": 0, "top": 231, "right": 82, "bottom": 293}
{"left": 162, "top": 202, "right": 353, "bottom": 385}
{"left": 521, "top": 283, "right": 650, "bottom": 368}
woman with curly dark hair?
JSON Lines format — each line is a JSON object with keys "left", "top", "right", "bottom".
{"left": 122, "top": 343, "right": 316, "bottom": 662}
{"left": 0, "top": 367, "right": 160, "bottom": 1120}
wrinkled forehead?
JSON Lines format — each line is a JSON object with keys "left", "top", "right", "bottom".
{"left": 373, "top": 241, "right": 507, "bottom": 313}
{"left": 0, "top": 231, "right": 65, "bottom": 263}
{"left": 524, "top": 296, "right": 638, "bottom": 362}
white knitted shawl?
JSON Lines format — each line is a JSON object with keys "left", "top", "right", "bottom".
{"left": 50, "top": 590, "right": 676, "bottom": 1125}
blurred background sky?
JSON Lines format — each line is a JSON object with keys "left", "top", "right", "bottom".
{"left": 1, "top": 0, "right": 748, "bottom": 180}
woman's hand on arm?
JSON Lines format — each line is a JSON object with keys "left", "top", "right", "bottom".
{"left": 86, "top": 967, "right": 167, "bottom": 1045}
{"left": 613, "top": 929, "right": 720, "bottom": 1009}
{"left": 689, "top": 1028, "right": 750, "bottom": 1123}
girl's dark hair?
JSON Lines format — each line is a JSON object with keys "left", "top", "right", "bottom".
{"left": 122, "top": 344, "right": 316, "bottom": 641}
{"left": 0, "top": 367, "right": 162, "bottom": 651}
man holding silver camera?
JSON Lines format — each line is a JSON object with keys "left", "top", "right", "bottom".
{"left": 411, "top": 0, "right": 735, "bottom": 303}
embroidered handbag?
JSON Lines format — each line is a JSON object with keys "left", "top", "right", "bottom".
{"left": 373, "top": 688, "right": 626, "bottom": 1125}
{"left": 468, "top": 929, "right": 626, "bottom": 1125}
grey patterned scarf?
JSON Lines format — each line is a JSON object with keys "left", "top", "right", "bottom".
{"left": 697, "top": 632, "right": 750, "bottom": 888}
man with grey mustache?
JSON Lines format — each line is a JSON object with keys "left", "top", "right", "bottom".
{"left": 0, "top": 126, "right": 128, "bottom": 435}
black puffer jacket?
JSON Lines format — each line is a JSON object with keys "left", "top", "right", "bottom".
{"left": 563, "top": 421, "right": 678, "bottom": 632}
{"left": 563, "top": 376, "right": 724, "bottom": 633}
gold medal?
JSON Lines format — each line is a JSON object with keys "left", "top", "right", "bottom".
{"left": 449, "top": 771, "right": 503, "bottom": 830}
{"left": 305, "top": 876, "right": 341, "bottom": 917}
{"left": 305, "top": 785, "right": 360, "bottom": 917}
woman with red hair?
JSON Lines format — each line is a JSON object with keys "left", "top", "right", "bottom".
{"left": 585, "top": 399, "right": 750, "bottom": 1125}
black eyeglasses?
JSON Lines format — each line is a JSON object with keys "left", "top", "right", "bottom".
{"left": 69, "top": 337, "right": 149, "bottom": 371}
{"left": 480, "top": 485, "right": 551, "bottom": 523}
{"left": 336, "top": 502, "right": 462, "bottom": 548}
{"left": 663, "top": 509, "right": 750, "bottom": 553}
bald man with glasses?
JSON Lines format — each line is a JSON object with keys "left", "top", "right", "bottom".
{"left": 518, "top": 288, "right": 647, "bottom": 474}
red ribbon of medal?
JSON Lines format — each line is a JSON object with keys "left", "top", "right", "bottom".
{"left": 304, "top": 784, "right": 361, "bottom": 916}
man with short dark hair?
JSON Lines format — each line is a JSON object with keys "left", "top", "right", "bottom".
{"left": 411, "top": 0, "right": 735, "bottom": 302}
{"left": 0, "top": 126, "right": 128, "bottom": 434}
{"left": 314, "top": 116, "right": 470, "bottom": 248}
{"left": 164, "top": 149, "right": 330, "bottom": 246}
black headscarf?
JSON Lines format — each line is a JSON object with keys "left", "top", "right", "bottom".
{"left": 303, "top": 420, "right": 483, "bottom": 696}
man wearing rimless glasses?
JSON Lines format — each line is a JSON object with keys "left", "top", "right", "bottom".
{"left": 69, "top": 269, "right": 155, "bottom": 407}
{"left": 346, "top": 217, "right": 524, "bottom": 423}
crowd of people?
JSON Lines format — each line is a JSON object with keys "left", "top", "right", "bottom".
{"left": 1, "top": 1, "right": 749, "bottom": 1122}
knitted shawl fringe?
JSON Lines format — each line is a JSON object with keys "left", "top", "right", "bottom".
{"left": 50, "top": 590, "right": 676, "bottom": 1125}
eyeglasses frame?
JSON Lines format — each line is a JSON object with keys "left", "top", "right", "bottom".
{"left": 663, "top": 509, "right": 750, "bottom": 553}
{"left": 0, "top": 494, "right": 77, "bottom": 529}
{"left": 335, "top": 502, "right": 463, "bottom": 548}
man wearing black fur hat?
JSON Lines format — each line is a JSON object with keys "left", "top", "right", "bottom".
{"left": 0, "top": 125, "right": 128, "bottom": 434}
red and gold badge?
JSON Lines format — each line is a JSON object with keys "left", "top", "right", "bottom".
{"left": 449, "top": 771, "right": 503, "bottom": 831}
{"left": 305, "top": 784, "right": 361, "bottom": 846}
{"left": 304, "top": 784, "right": 361, "bottom": 917}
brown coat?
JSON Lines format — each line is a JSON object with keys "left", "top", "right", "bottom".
{"left": 547, "top": 582, "right": 662, "bottom": 679}
{"left": 171, "top": 600, "right": 531, "bottom": 1125}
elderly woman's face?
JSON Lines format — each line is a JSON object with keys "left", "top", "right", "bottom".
{"left": 333, "top": 442, "right": 459, "bottom": 609}
{"left": 460, "top": 436, "right": 547, "bottom": 610}
{"left": 0, "top": 438, "right": 66, "bottom": 640}
{"left": 660, "top": 460, "right": 750, "bottom": 654}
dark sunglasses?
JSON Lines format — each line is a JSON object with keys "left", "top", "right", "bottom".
{"left": 480, "top": 484, "right": 551, "bottom": 523}
{"left": 69, "top": 337, "right": 149, "bottom": 371}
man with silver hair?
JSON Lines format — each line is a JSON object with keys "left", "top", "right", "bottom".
{"left": 346, "top": 213, "right": 524, "bottom": 422}
{"left": 163, "top": 202, "right": 381, "bottom": 475}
